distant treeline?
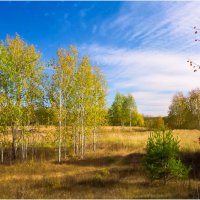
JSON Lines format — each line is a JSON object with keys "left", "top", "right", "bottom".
{"left": 117, "top": 89, "right": 200, "bottom": 131}
{"left": 145, "top": 89, "right": 200, "bottom": 130}
{"left": 144, "top": 116, "right": 165, "bottom": 130}
{"left": 166, "top": 89, "right": 200, "bottom": 129}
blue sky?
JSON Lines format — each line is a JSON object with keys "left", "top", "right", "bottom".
{"left": 1, "top": 1, "right": 200, "bottom": 116}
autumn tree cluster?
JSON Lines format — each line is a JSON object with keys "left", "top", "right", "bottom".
{"left": 167, "top": 89, "right": 200, "bottom": 129}
{"left": 0, "top": 34, "right": 107, "bottom": 162}
{"left": 144, "top": 116, "right": 165, "bottom": 130}
{"left": 108, "top": 93, "right": 144, "bottom": 127}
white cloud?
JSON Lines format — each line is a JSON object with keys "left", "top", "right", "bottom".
{"left": 132, "top": 91, "right": 172, "bottom": 116}
{"left": 81, "top": 43, "right": 200, "bottom": 116}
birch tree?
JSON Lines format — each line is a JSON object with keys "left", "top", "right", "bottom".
{"left": 109, "top": 93, "right": 124, "bottom": 126}
{"left": 109, "top": 93, "right": 138, "bottom": 126}
{"left": 0, "top": 94, "right": 9, "bottom": 163}
{"left": 49, "top": 46, "right": 77, "bottom": 163}
{"left": 75, "top": 56, "right": 94, "bottom": 158}
{"left": 0, "top": 34, "right": 44, "bottom": 160}
{"left": 91, "top": 67, "right": 107, "bottom": 151}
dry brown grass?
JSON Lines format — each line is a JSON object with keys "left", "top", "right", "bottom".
{"left": 0, "top": 126, "right": 200, "bottom": 199}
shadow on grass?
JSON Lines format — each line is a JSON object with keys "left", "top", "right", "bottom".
{"left": 77, "top": 177, "right": 118, "bottom": 188}
{"left": 32, "top": 171, "right": 119, "bottom": 191}
{"left": 181, "top": 151, "right": 200, "bottom": 179}
{"left": 52, "top": 155, "right": 120, "bottom": 166}
{"left": 28, "top": 159, "right": 196, "bottom": 199}
{"left": 0, "top": 147, "right": 57, "bottom": 165}
{"left": 55, "top": 153, "right": 144, "bottom": 167}
{"left": 131, "top": 127, "right": 150, "bottom": 132}
{"left": 33, "top": 154, "right": 145, "bottom": 191}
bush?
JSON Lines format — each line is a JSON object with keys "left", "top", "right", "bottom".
{"left": 143, "top": 130, "right": 190, "bottom": 184}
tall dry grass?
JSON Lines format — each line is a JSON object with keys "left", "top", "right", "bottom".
{"left": 0, "top": 126, "right": 199, "bottom": 198}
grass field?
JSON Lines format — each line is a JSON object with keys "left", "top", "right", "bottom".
{"left": 0, "top": 126, "right": 200, "bottom": 199}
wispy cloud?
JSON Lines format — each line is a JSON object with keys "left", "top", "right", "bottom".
{"left": 100, "top": 2, "right": 200, "bottom": 52}
{"left": 79, "top": 4, "right": 95, "bottom": 18}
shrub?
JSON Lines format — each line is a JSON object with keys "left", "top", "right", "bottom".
{"left": 143, "top": 130, "right": 190, "bottom": 184}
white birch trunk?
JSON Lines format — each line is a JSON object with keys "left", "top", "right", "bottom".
{"left": 25, "top": 142, "right": 28, "bottom": 160}
{"left": 73, "top": 126, "right": 76, "bottom": 155}
{"left": 58, "top": 88, "right": 62, "bottom": 163}
{"left": 130, "top": 110, "right": 132, "bottom": 131}
{"left": 81, "top": 115, "right": 84, "bottom": 159}
{"left": 76, "top": 129, "right": 79, "bottom": 154}
{"left": 22, "top": 130, "right": 25, "bottom": 160}
{"left": 12, "top": 125, "right": 18, "bottom": 160}
{"left": 93, "top": 126, "right": 96, "bottom": 152}
{"left": 22, "top": 143, "right": 24, "bottom": 160}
